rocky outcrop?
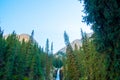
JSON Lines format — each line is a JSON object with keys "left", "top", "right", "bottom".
{"left": 18, "top": 34, "right": 30, "bottom": 42}
{"left": 4, "top": 33, "right": 35, "bottom": 42}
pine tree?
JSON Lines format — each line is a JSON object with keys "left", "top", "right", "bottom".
{"left": 75, "top": 31, "right": 106, "bottom": 80}
{"left": 29, "top": 43, "right": 44, "bottom": 80}
{"left": 45, "top": 39, "right": 49, "bottom": 54}
{"left": 30, "top": 30, "right": 34, "bottom": 43}
{"left": 5, "top": 31, "right": 20, "bottom": 80}
{"left": 0, "top": 28, "right": 48, "bottom": 80}
{"left": 20, "top": 39, "right": 28, "bottom": 79}
{"left": 80, "top": 0, "right": 120, "bottom": 79}
{"left": 51, "top": 42, "right": 53, "bottom": 55}
{"left": 45, "top": 38, "right": 50, "bottom": 80}
{"left": 64, "top": 31, "right": 79, "bottom": 80}
{"left": 0, "top": 28, "right": 6, "bottom": 79}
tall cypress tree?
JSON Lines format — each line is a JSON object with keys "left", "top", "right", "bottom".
{"left": 51, "top": 42, "right": 53, "bottom": 55}
{"left": 45, "top": 38, "right": 50, "bottom": 80}
{"left": 45, "top": 39, "right": 49, "bottom": 54}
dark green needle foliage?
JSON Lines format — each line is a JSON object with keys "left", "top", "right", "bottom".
{"left": 0, "top": 27, "right": 51, "bottom": 80}
{"left": 80, "top": 0, "right": 120, "bottom": 79}
{"left": 0, "top": 28, "right": 6, "bottom": 79}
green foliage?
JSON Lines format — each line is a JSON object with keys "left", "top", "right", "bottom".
{"left": 52, "top": 57, "right": 63, "bottom": 68}
{"left": 63, "top": 30, "right": 107, "bottom": 80}
{"left": 0, "top": 28, "right": 50, "bottom": 80}
{"left": 81, "top": 0, "right": 120, "bottom": 79}
{"left": 79, "top": 32, "right": 106, "bottom": 80}
{"left": 0, "top": 28, "right": 6, "bottom": 79}
{"left": 45, "top": 38, "right": 49, "bottom": 54}
{"left": 45, "top": 38, "right": 53, "bottom": 80}
{"left": 64, "top": 31, "right": 70, "bottom": 46}
{"left": 51, "top": 42, "right": 53, "bottom": 54}
{"left": 76, "top": 31, "right": 106, "bottom": 80}
{"left": 64, "top": 31, "right": 79, "bottom": 80}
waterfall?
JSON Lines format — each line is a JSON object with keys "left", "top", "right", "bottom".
{"left": 56, "top": 69, "right": 60, "bottom": 80}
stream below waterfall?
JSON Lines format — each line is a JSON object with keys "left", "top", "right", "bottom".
{"left": 56, "top": 69, "right": 60, "bottom": 80}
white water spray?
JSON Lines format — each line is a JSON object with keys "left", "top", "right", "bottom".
{"left": 56, "top": 69, "right": 60, "bottom": 80}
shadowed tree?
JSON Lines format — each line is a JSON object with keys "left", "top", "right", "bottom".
{"left": 0, "top": 27, "right": 6, "bottom": 79}
{"left": 80, "top": 0, "right": 120, "bottom": 79}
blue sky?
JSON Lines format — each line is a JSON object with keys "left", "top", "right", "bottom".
{"left": 0, "top": 0, "right": 92, "bottom": 53}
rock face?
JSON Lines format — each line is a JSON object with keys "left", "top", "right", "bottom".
{"left": 18, "top": 34, "right": 30, "bottom": 42}
{"left": 4, "top": 34, "right": 31, "bottom": 42}
{"left": 56, "top": 33, "right": 93, "bottom": 54}
{"left": 57, "top": 39, "right": 82, "bottom": 53}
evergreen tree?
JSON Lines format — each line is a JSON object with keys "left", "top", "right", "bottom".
{"left": 5, "top": 31, "right": 19, "bottom": 80}
{"left": 80, "top": 0, "right": 120, "bottom": 79}
{"left": 51, "top": 42, "right": 53, "bottom": 55}
{"left": 45, "top": 39, "right": 49, "bottom": 54}
{"left": 64, "top": 31, "right": 79, "bottom": 80}
{"left": 0, "top": 28, "right": 48, "bottom": 80}
{"left": 0, "top": 28, "right": 6, "bottom": 79}
{"left": 29, "top": 43, "right": 44, "bottom": 80}
{"left": 30, "top": 30, "right": 34, "bottom": 42}
{"left": 20, "top": 39, "right": 29, "bottom": 79}
{"left": 45, "top": 38, "right": 50, "bottom": 80}
{"left": 80, "top": 32, "right": 106, "bottom": 80}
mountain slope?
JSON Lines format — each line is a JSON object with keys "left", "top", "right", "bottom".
{"left": 57, "top": 39, "right": 82, "bottom": 53}
{"left": 56, "top": 33, "right": 93, "bottom": 54}
{"left": 4, "top": 34, "right": 31, "bottom": 42}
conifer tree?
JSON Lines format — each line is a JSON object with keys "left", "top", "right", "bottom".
{"left": 82, "top": 32, "right": 106, "bottom": 80}
{"left": 30, "top": 30, "right": 34, "bottom": 42}
{"left": 20, "top": 39, "right": 28, "bottom": 79}
{"left": 45, "top": 38, "right": 50, "bottom": 80}
{"left": 64, "top": 31, "right": 79, "bottom": 80}
{"left": 5, "top": 31, "right": 20, "bottom": 80}
{"left": 51, "top": 42, "right": 53, "bottom": 55}
{"left": 0, "top": 28, "right": 48, "bottom": 80}
{"left": 80, "top": 0, "right": 120, "bottom": 79}
{"left": 29, "top": 43, "right": 43, "bottom": 80}
{"left": 45, "top": 39, "right": 49, "bottom": 54}
{"left": 0, "top": 28, "right": 6, "bottom": 79}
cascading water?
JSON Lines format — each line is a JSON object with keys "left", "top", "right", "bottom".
{"left": 56, "top": 69, "right": 60, "bottom": 80}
